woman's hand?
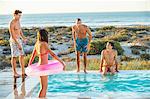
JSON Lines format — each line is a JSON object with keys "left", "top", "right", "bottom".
{"left": 28, "top": 63, "right": 31, "bottom": 67}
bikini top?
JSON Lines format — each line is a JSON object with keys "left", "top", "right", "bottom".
{"left": 37, "top": 50, "right": 49, "bottom": 57}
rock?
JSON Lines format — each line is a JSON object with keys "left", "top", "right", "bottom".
{"left": 94, "top": 34, "right": 105, "bottom": 38}
{"left": 51, "top": 47, "right": 57, "bottom": 50}
{"left": 136, "top": 31, "right": 148, "bottom": 35}
{"left": 2, "top": 47, "right": 11, "bottom": 55}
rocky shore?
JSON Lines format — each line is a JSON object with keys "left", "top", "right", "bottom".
{"left": 0, "top": 25, "right": 150, "bottom": 70}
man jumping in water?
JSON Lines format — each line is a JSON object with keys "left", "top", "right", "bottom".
{"left": 72, "top": 18, "right": 92, "bottom": 73}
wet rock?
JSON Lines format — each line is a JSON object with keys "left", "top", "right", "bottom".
{"left": 2, "top": 47, "right": 11, "bottom": 55}
{"left": 94, "top": 34, "right": 105, "bottom": 38}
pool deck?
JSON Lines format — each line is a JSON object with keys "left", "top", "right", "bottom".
{"left": 1, "top": 70, "right": 150, "bottom": 99}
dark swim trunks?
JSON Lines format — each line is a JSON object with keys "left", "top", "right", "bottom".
{"left": 76, "top": 38, "right": 88, "bottom": 53}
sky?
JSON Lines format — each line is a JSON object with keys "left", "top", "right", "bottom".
{"left": 0, "top": 0, "right": 149, "bottom": 15}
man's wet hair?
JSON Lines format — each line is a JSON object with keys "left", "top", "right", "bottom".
{"left": 106, "top": 42, "right": 114, "bottom": 48}
{"left": 14, "top": 10, "right": 22, "bottom": 15}
{"left": 77, "top": 18, "right": 81, "bottom": 22}
{"left": 108, "top": 42, "right": 114, "bottom": 47}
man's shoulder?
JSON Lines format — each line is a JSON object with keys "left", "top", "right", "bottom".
{"left": 113, "top": 49, "right": 117, "bottom": 52}
{"left": 82, "top": 24, "right": 88, "bottom": 28}
{"left": 72, "top": 25, "right": 76, "bottom": 28}
{"left": 9, "top": 20, "right": 16, "bottom": 25}
{"left": 112, "top": 49, "right": 117, "bottom": 54}
{"left": 101, "top": 49, "right": 106, "bottom": 53}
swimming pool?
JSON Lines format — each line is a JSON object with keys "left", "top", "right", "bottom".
{"left": 31, "top": 71, "right": 150, "bottom": 99}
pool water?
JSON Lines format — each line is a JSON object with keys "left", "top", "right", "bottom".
{"left": 31, "top": 71, "right": 150, "bottom": 99}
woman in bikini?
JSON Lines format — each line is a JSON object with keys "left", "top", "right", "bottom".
{"left": 28, "top": 29, "right": 65, "bottom": 98}
{"left": 100, "top": 42, "right": 118, "bottom": 75}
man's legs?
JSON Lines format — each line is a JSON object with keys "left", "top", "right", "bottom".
{"left": 76, "top": 51, "right": 80, "bottom": 72}
{"left": 11, "top": 57, "right": 20, "bottom": 77}
{"left": 110, "top": 66, "right": 116, "bottom": 75}
{"left": 83, "top": 52, "right": 87, "bottom": 73}
{"left": 19, "top": 55, "right": 25, "bottom": 76}
{"left": 102, "top": 67, "right": 108, "bottom": 75}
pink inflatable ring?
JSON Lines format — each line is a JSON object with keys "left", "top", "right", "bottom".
{"left": 25, "top": 60, "right": 63, "bottom": 77}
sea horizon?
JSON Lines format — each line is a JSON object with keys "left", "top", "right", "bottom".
{"left": 0, "top": 11, "right": 150, "bottom": 28}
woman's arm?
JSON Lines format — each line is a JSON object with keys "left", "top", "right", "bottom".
{"left": 114, "top": 50, "right": 119, "bottom": 72}
{"left": 48, "top": 49, "right": 65, "bottom": 66}
{"left": 44, "top": 43, "right": 66, "bottom": 69}
{"left": 28, "top": 46, "right": 37, "bottom": 66}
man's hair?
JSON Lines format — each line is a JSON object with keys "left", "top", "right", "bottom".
{"left": 14, "top": 10, "right": 22, "bottom": 15}
{"left": 77, "top": 18, "right": 81, "bottom": 22}
{"left": 108, "top": 42, "right": 114, "bottom": 47}
{"left": 106, "top": 42, "right": 114, "bottom": 48}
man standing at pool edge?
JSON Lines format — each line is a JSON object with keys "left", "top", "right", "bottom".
{"left": 72, "top": 18, "right": 92, "bottom": 73}
{"left": 9, "top": 10, "right": 27, "bottom": 78}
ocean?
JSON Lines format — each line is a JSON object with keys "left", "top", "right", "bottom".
{"left": 0, "top": 11, "right": 150, "bottom": 28}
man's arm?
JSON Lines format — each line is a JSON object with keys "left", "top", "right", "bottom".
{"left": 100, "top": 50, "right": 104, "bottom": 72}
{"left": 86, "top": 26, "right": 92, "bottom": 51}
{"left": 72, "top": 26, "right": 76, "bottom": 50}
{"left": 20, "top": 23, "right": 26, "bottom": 40}
{"left": 86, "top": 27, "right": 92, "bottom": 44}
{"left": 20, "top": 29, "right": 26, "bottom": 40}
{"left": 114, "top": 50, "right": 119, "bottom": 72}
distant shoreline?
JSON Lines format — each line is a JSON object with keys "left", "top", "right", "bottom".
{"left": 0, "top": 11, "right": 149, "bottom": 16}
{"left": 0, "top": 11, "right": 149, "bottom": 29}
{"left": 0, "top": 24, "right": 150, "bottom": 29}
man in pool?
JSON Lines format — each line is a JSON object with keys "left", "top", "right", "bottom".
{"left": 72, "top": 18, "right": 92, "bottom": 73}
{"left": 9, "top": 10, "right": 27, "bottom": 78}
{"left": 100, "top": 42, "right": 119, "bottom": 75}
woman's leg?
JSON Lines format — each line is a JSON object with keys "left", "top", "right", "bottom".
{"left": 39, "top": 76, "right": 48, "bottom": 98}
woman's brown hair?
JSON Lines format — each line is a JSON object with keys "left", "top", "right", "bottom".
{"left": 37, "top": 29, "right": 48, "bottom": 43}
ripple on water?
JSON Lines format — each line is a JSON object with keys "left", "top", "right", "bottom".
{"left": 32, "top": 72, "right": 150, "bottom": 98}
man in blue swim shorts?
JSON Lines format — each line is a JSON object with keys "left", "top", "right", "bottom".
{"left": 72, "top": 18, "right": 92, "bottom": 73}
